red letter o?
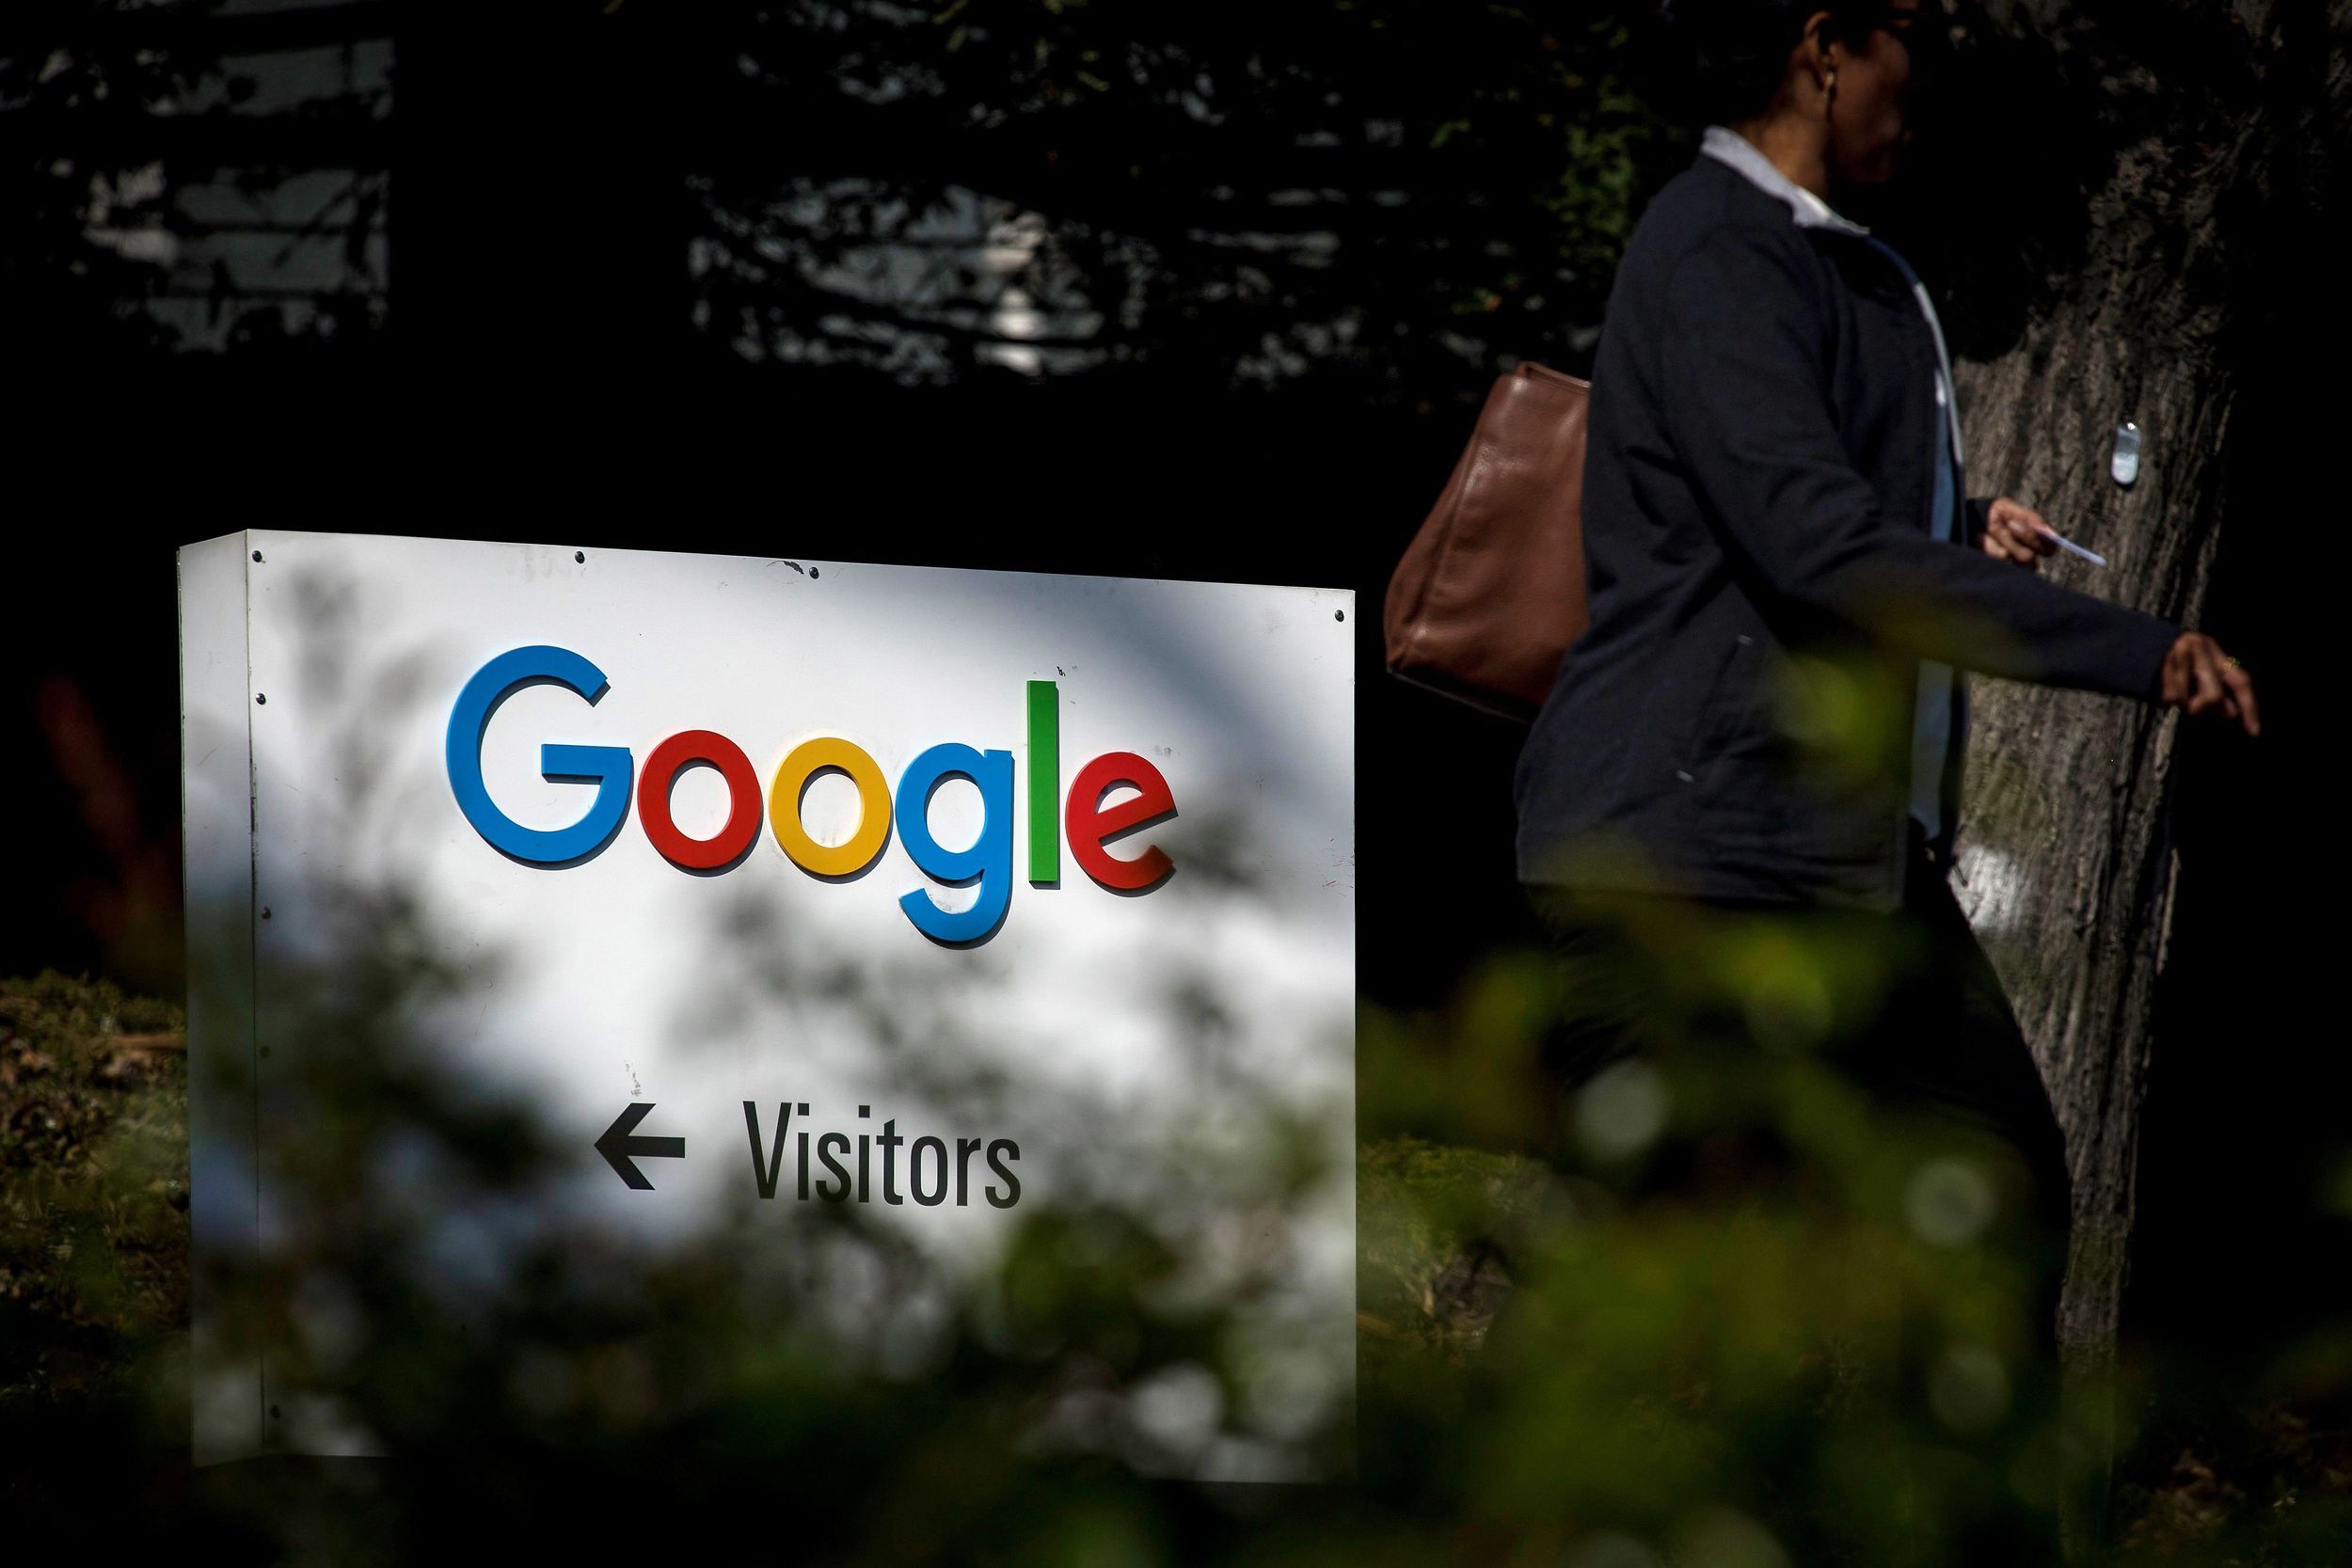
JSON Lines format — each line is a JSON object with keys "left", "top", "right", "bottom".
{"left": 638, "top": 730, "right": 763, "bottom": 871}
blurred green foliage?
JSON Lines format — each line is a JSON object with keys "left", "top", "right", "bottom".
{"left": 0, "top": 975, "right": 186, "bottom": 1433}
{"left": 7, "top": 625, "right": 2342, "bottom": 1561}
{"left": 7, "top": 948, "right": 2351, "bottom": 1562}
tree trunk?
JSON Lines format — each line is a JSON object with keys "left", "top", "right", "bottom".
{"left": 1941, "top": 0, "right": 2351, "bottom": 1548}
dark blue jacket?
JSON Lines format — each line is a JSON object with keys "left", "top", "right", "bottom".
{"left": 1514, "top": 150, "right": 2182, "bottom": 911}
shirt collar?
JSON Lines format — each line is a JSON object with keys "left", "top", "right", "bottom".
{"left": 1698, "top": 124, "right": 1871, "bottom": 237}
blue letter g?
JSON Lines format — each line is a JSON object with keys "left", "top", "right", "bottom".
{"left": 447, "top": 645, "right": 632, "bottom": 864}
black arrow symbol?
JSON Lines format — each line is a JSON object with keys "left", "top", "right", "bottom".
{"left": 596, "top": 1101, "right": 684, "bottom": 1190}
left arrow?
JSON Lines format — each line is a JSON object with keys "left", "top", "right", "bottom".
{"left": 595, "top": 1101, "right": 685, "bottom": 1191}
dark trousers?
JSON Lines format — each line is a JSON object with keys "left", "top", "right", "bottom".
{"left": 1525, "top": 823, "right": 2074, "bottom": 1564}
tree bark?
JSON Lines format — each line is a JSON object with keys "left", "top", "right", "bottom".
{"left": 1941, "top": 0, "right": 2351, "bottom": 1548}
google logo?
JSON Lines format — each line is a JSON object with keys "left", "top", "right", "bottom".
{"left": 445, "top": 645, "right": 1177, "bottom": 944}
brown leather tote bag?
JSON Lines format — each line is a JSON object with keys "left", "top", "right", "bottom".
{"left": 1382, "top": 360, "right": 1590, "bottom": 721}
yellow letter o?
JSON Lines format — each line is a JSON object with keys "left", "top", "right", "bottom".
{"left": 770, "top": 736, "right": 892, "bottom": 877}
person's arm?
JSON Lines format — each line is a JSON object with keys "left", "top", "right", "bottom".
{"left": 1656, "top": 225, "right": 2180, "bottom": 698}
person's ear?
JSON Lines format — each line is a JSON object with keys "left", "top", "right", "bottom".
{"left": 1803, "top": 10, "right": 1841, "bottom": 98}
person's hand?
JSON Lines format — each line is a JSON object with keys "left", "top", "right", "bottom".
{"left": 1979, "top": 498, "right": 2060, "bottom": 569}
{"left": 2157, "top": 632, "right": 2260, "bottom": 736}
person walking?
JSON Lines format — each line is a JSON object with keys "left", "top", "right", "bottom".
{"left": 1512, "top": 3, "right": 2260, "bottom": 1561}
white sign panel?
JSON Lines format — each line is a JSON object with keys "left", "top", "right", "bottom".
{"left": 180, "top": 530, "right": 1355, "bottom": 1476}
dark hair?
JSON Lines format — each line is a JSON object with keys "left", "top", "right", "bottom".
{"left": 1661, "top": 1, "right": 1890, "bottom": 123}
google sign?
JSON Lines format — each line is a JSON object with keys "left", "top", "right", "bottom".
{"left": 446, "top": 644, "right": 1177, "bottom": 943}
{"left": 186, "top": 532, "right": 1353, "bottom": 1475}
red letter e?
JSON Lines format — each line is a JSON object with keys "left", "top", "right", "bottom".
{"left": 1065, "top": 752, "right": 1176, "bottom": 892}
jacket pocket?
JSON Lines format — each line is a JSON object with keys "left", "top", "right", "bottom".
{"left": 1675, "top": 633, "right": 1757, "bottom": 783}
